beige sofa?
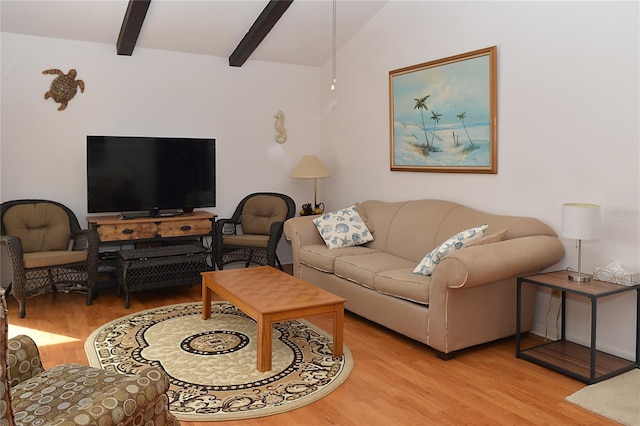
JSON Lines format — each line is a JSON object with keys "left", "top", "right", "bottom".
{"left": 284, "top": 199, "right": 565, "bottom": 359}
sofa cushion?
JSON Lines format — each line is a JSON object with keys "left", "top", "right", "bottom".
{"left": 354, "top": 202, "right": 375, "bottom": 233}
{"left": 365, "top": 200, "right": 460, "bottom": 262}
{"left": 466, "top": 228, "right": 508, "bottom": 247}
{"left": 334, "top": 252, "right": 416, "bottom": 289}
{"left": 299, "top": 244, "right": 380, "bottom": 273}
{"left": 313, "top": 205, "right": 374, "bottom": 249}
{"left": 413, "top": 224, "right": 488, "bottom": 276}
{"left": 375, "top": 268, "right": 430, "bottom": 305}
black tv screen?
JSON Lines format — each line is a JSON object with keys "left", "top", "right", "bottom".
{"left": 87, "top": 136, "right": 216, "bottom": 215}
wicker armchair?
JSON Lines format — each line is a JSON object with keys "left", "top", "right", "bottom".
{"left": 215, "top": 192, "right": 295, "bottom": 270}
{"left": 1, "top": 199, "right": 99, "bottom": 317}
{"left": 0, "top": 289, "right": 180, "bottom": 425}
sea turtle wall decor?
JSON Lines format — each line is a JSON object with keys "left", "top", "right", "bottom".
{"left": 43, "top": 68, "right": 85, "bottom": 111}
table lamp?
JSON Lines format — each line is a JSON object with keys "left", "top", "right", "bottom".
{"left": 561, "top": 203, "right": 601, "bottom": 282}
{"left": 290, "top": 155, "right": 331, "bottom": 214}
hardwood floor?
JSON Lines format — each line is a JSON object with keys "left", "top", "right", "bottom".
{"left": 4, "top": 270, "right": 614, "bottom": 426}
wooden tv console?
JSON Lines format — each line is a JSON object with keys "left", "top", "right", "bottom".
{"left": 87, "top": 212, "right": 216, "bottom": 299}
{"left": 87, "top": 211, "right": 216, "bottom": 244}
{"left": 88, "top": 211, "right": 216, "bottom": 267}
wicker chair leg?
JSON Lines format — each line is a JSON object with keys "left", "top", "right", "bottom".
{"left": 48, "top": 270, "right": 56, "bottom": 293}
{"left": 17, "top": 297, "right": 26, "bottom": 318}
{"left": 245, "top": 250, "right": 253, "bottom": 268}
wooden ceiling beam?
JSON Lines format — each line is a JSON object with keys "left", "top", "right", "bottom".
{"left": 117, "top": 0, "right": 152, "bottom": 56}
{"left": 229, "top": 0, "right": 294, "bottom": 67}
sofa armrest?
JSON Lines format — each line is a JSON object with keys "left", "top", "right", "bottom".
{"left": 427, "top": 235, "right": 565, "bottom": 354}
{"left": 7, "top": 335, "right": 45, "bottom": 386}
{"left": 284, "top": 215, "right": 323, "bottom": 244}
{"left": 432, "top": 235, "right": 565, "bottom": 289}
{"left": 284, "top": 216, "right": 323, "bottom": 277}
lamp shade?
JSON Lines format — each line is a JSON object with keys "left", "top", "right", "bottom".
{"left": 290, "top": 155, "right": 331, "bottom": 179}
{"left": 561, "top": 203, "right": 601, "bottom": 240}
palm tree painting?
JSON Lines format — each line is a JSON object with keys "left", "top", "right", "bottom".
{"left": 389, "top": 46, "right": 497, "bottom": 173}
{"left": 430, "top": 111, "right": 442, "bottom": 149}
{"left": 413, "top": 95, "right": 431, "bottom": 154}
{"left": 456, "top": 112, "right": 475, "bottom": 149}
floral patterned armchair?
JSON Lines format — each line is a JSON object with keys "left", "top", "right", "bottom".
{"left": 0, "top": 289, "right": 180, "bottom": 425}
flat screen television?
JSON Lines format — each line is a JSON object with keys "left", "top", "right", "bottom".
{"left": 87, "top": 136, "right": 216, "bottom": 217}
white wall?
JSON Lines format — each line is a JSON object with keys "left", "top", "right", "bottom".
{"left": 1, "top": 33, "right": 323, "bottom": 272}
{"left": 2, "top": 1, "right": 639, "bottom": 359}
{"left": 319, "top": 1, "right": 639, "bottom": 359}
{"left": 1, "top": 33, "right": 323, "bottom": 217}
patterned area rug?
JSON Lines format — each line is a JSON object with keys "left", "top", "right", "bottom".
{"left": 85, "top": 302, "right": 353, "bottom": 421}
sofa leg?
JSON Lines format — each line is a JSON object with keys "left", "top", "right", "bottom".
{"left": 434, "top": 349, "right": 455, "bottom": 361}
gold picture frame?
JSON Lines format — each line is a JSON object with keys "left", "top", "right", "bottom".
{"left": 389, "top": 46, "right": 497, "bottom": 173}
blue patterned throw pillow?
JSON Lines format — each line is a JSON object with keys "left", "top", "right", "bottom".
{"left": 413, "top": 224, "right": 489, "bottom": 276}
{"left": 313, "top": 205, "right": 374, "bottom": 249}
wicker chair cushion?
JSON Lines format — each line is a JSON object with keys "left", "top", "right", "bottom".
{"left": 222, "top": 234, "right": 269, "bottom": 248}
{"left": 3, "top": 204, "right": 71, "bottom": 252}
{"left": 240, "top": 195, "right": 288, "bottom": 235}
{"left": 23, "top": 250, "right": 87, "bottom": 269}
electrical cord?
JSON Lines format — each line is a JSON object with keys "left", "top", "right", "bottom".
{"left": 544, "top": 290, "right": 562, "bottom": 341}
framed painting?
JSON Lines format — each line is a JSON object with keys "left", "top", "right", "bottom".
{"left": 389, "top": 46, "right": 497, "bottom": 173}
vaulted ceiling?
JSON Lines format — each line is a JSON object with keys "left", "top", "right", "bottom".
{"left": 1, "top": 0, "right": 387, "bottom": 67}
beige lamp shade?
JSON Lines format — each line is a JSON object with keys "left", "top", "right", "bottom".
{"left": 561, "top": 203, "right": 601, "bottom": 240}
{"left": 291, "top": 155, "right": 330, "bottom": 209}
{"left": 290, "top": 155, "right": 331, "bottom": 179}
{"left": 561, "top": 203, "right": 601, "bottom": 282}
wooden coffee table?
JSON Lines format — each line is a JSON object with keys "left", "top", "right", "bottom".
{"left": 201, "top": 266, "right": 346, "bottom": 372}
